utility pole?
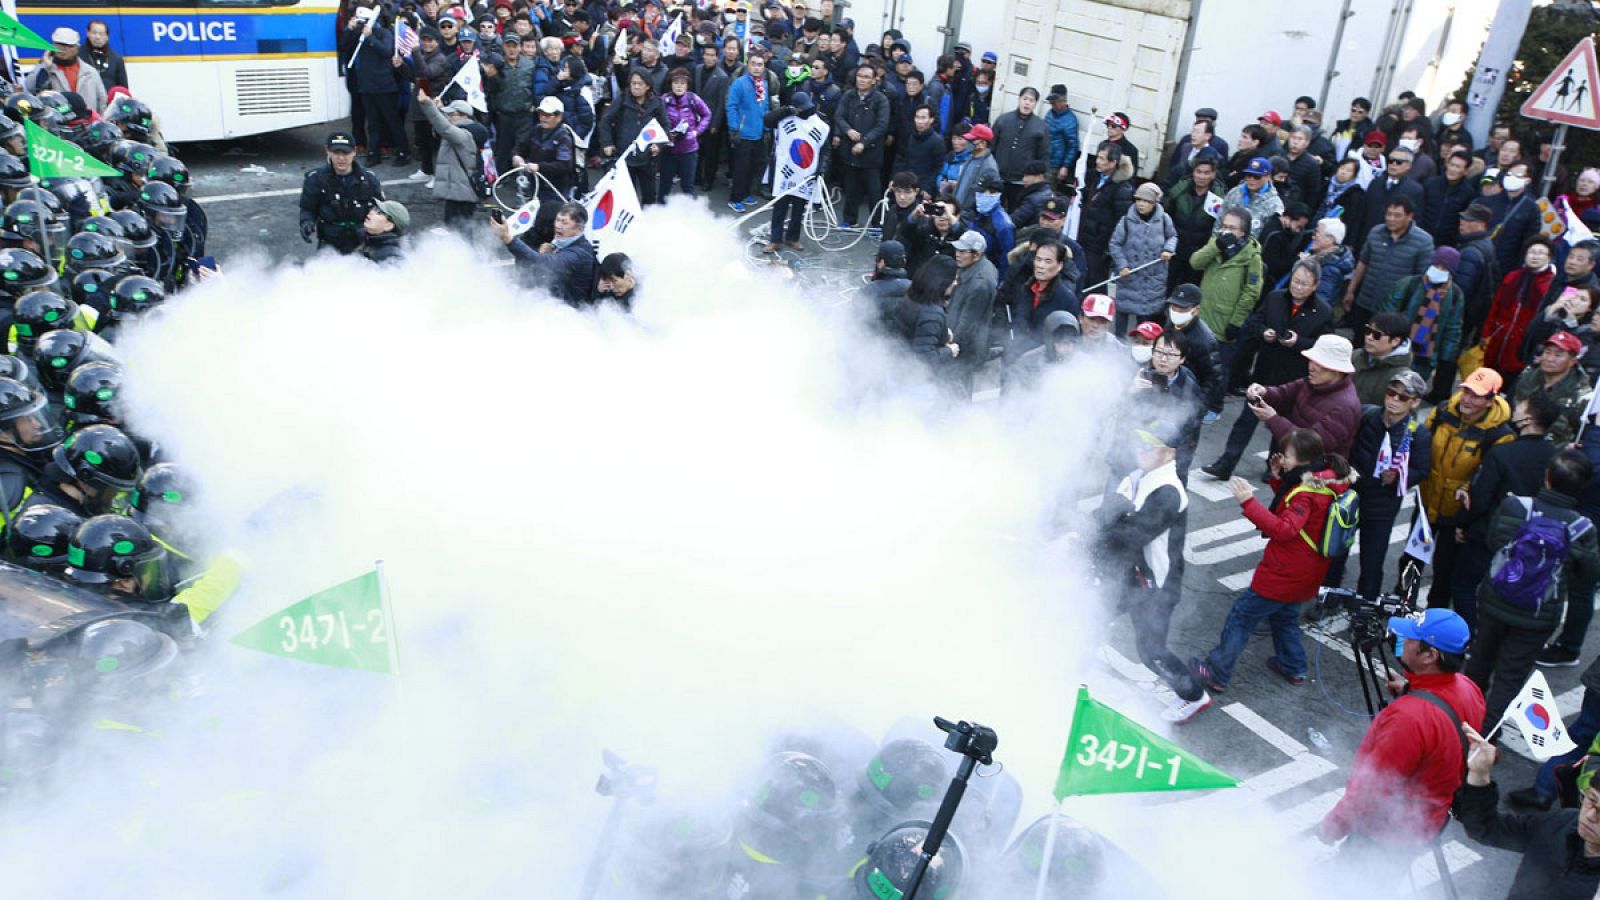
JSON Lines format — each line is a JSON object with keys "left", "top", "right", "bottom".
{"left": 1464, "top": 0, "right": 1534, "bottom": 146}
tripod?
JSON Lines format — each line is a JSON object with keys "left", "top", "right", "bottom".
{"left": 903, "top": 716, "right": 998, "bottom": 900}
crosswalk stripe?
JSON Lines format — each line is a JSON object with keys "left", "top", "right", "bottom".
{"left": 1410, "top": 840, "right": 1483, "bottom": 887}
{"left": 1278, "top": 788, "right": 1345, "bottom": 833}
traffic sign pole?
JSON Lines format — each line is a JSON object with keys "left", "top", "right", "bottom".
{"left": 1541, "top": 123, "right": 1569, "bottom": 199}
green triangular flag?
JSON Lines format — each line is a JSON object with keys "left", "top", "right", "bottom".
{"left": 231, "top": 570, "right": 392, "bottom": 673}
{"left": 1053, "top": 686, "right": 1238, "bottom": 799}
{"left": 23, "top": 119, "right": 119, "bottom": 179}
{"left": 0, "top": 10, "right": 52, "bottom": 52}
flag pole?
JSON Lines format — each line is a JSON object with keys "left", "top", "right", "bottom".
{"left": 1031, "top": 799, "right": 1064, "bottom": 900}
{"left": 374, "top": 558, "right": 404, "bottom": 688}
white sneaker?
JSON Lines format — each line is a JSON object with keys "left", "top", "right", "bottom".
{"left": 409, "top": 169, "right": 429, "bottom": 180}
{"left": 424, "top": 178, "right": 435, "bottom": 189}
{"left": 1162, "top": 691, "right": 1212, "bottom": 724}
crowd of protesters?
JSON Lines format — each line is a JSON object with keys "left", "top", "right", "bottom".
{"left": 300, "top": 0, "right": 1600, "bottom": 891}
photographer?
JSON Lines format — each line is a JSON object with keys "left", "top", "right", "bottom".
{"left": 1331, "top": 370, "right": 1431, "bottom": 600}
{"left": 1457, "top": 723, "right": 1600, "bottom": 898}
{"left": 1319, "top": 610, "right": 1482, "bottom": 865}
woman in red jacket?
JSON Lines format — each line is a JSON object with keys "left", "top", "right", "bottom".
{"left": 1483, "top": 237, "right": 1556, "bottom": 379}
{"left": 1191, "top": 428, "right": 1354, "bottom": 692}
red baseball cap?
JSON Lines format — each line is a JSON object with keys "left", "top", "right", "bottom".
{"left": 1364, "top": 131, "right": 1387, "bottom": 148}
{"left": 1546, "top": 330, "right": 1584, "bottom": 354}
{"left": 1259, "top": 110, "right": 1283, "bottom": 127}
{"left": 963, "top": 123, "right": 994, "bottom": 143}
{"left": 1082, "top": 294, "right": 1115, "bottom": 320}
{"left": 1133, "top": 321, "right": 1164, "bottom": 341}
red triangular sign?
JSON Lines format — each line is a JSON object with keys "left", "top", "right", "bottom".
{"left": 1522, "top": 37, "right": 1600, "bottom": 129}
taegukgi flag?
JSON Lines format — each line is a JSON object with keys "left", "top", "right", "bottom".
{"left": 583, "top": 162, "right": 641, "bottom": 256}
{"left": 774, "top": 113, "right": 830, "bottom": 201}
{"left": 1502, "top": 669, "right": 1579, "bottom": 760}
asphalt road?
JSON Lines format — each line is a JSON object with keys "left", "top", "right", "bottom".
{"left": 179, "top": 120, "right": 1577, "bottom": 898}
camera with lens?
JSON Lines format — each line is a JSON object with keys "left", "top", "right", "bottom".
{"left": 934, "top": 716, "right": 997, "bottom": 765}
{"left": 1317, "top": 587, "right": 1416, "bottom": 649}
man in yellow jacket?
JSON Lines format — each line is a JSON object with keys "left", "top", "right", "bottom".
{"left": 1418, "top": 367, "right": 1514, "bottom": 612}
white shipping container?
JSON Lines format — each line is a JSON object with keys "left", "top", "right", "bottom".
{"left": 994, "top": 0, "right": 1499, "bottom": 179}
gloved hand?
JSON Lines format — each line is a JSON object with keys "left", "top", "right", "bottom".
{"left": 299, "top": 221, "right": 316, "bottom": 243}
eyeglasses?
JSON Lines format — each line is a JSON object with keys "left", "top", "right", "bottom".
{"left": 1385, "top": 388, "right": 1417, "bottom": 401}
{"left": 1365, "top": 327, "right": 1393, "bottom": 338}
{"left": 1153, "top": 349, "right": 1183, "bottom": 359}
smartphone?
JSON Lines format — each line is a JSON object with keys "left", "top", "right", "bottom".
{"left": 923, "top": 201, "right": 941, "bottom": 216}
{"left": 185, "top": 255, "right": 216, "bottom": 273}
{"left": 490, "top": 209, "right": 506, "bottom": 224}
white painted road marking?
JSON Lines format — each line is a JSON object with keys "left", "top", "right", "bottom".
{"left": 195, "top": 177, "right": 417, "bottom": 205}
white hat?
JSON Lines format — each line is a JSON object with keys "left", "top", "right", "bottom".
{"left": 952, "top": 230, "right": 986, "bottom": 253}
{"left": 50, "top": 27, "right": 79, "bottom": 46}
{"left": 441, "top": 99, "right": 474, "bottom": 117}
{"left": 1301, "top": 333, "right": 1355, "bottom": 374}
{"left": 537, "top": 96, "right": 564, "bottom": 115}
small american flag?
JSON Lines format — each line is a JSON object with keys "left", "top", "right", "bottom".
{"left": 1392, "top": 424, "right": 1414, "bottom": 497}
{"left": 396, "top": 20, "right": 419, "bottom": 57}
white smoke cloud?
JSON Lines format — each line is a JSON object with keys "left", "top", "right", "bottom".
{"left": 0, "top": 203, "right": 1362, "bottom": 898}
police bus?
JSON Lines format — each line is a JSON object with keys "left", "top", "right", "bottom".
{"left": 15, "top": 0, "right": 346, "bottom": 142}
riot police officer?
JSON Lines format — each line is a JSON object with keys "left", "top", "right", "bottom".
{"left": 298, "top": 131, "right": 385, "bottom": 255}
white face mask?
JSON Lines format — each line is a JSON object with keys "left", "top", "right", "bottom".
{"left": 1442, "top": 112, "right": 1463, "bottom": 126}
{"left": 1169, "top": 308, "right": 1197, "bottom": 327}
{"left": 1425, "top": 266, "right": 1449, "bottom": 285}
{"left": 1399, "top": 138, "right": 1421, "bottom": 152}
{"left": 1131, "top": 345, "right": 1153, "bottom": 364}
{"left": 1503, "top": 174, "right": 1528, "bottom": 192}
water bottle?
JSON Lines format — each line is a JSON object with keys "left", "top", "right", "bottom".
{"left": 1306, "top": 727, "right": 1331, "bottom": 752}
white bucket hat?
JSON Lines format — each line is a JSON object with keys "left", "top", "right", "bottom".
{"left": 1301, "top": 333, "right": 1355, "bottom": 374}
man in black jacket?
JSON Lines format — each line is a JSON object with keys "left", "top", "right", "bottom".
{"left": 1358, "top": 147, "right": 1423, "bottom": 254}
{"left": 1421, "top": 151, "right": 1476, "bottom": 246}
{"left": 1470, "top": 450, "right": 1600, "bottom": 729}
{"left": 1010, "top": 161, "right": 1054, "bottom": 230}
{"left": 1095, "top": 422, "right": 1211, "bottom": 723}
{"left": 990, "top": 87, "right": 1049, "bottom": 209}
{"left": 894, "top": 105, "right": 944, "bottom": 197}
{"left": 1078, "top": 141, "right": 1134, "bottom": 292}
{"left": 1458, "top": 723, "right": 1600, "bottom": 900}
{"left": 1162, "top": 284, "right": 1225, "bottom": 422}
{"left": 1335, "top": 370, "right": 1431, "bottom": 599}
{"left": 1455, "top": 203, "right": 1501, "bottom": 341}
{"left": 832, "top": 65, "right": 890, "bottom": 228}
{"left": 492, "top": 201, "right": 597, "bottom": 307}
{"left": 693, "top": 43, "right": 731, "bottom": 192}
{"left": 83, "top": 20, "right": 128, "bottom": 91}
{"left": 298, "top": 132, "right": 386, "bottom": 254}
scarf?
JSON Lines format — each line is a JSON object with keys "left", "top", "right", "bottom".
{"left": 1410, "top": 285, "right": 1445, "bottom": 359}
{"left": 752, "top": 73, "right": 765, "bottom": 104}
{"left": 1319, "top": 177, "right": 1356, "bottom": 219}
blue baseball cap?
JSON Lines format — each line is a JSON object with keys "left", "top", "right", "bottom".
{"left": 1244, "top": 156, "right": 1272, "bottom": 177}
{"left": 981, "top": 50, "right": 998, "bottom": 63}
{"left": 1388, "top": 609, "right": 1471, "bottom": 654}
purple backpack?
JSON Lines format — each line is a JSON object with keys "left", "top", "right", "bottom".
{"left": 1487, "top": 498, "right": 1592, "bottom": 613}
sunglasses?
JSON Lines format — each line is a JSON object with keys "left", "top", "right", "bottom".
{"left": 1385, "top": 388, "right": 1417, "bottom": 401}
{"left": 1387, "top": 156, "right": 1410, "bottom": 164}
{"left": 1365, "top": 327, "right": 1396, "bottom": 338}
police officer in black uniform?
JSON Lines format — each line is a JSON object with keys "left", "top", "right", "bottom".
{"left": 298, "top": 131, "right": 385, "bottom": 255}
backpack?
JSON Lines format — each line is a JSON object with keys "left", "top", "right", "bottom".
{"left": 1487, "top": 497, "right": 1593, "bottom": 613}
{"left": 1286, "top": 483, "right": 1360, "bottom": 558}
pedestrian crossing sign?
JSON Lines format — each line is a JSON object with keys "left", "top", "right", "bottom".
{"left": 1522, "top": 37, "right": 1600, "bottom": 130}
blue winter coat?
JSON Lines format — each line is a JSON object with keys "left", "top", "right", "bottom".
{"left": 725, "top": 73, "right": 772, "bottom": 142}
{"left": 1045, "top": 106, "right": 1080, "bottom": 172}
